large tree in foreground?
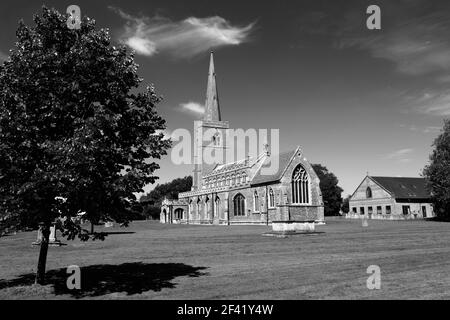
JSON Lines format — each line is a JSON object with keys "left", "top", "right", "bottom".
{"left": 423, "top": 120, "right": 450, "bottom": 219}
{"left": 312, "top": 164, "right": 343, "bottom": 216}
{"left": 0, "top": 7, "right": 171, "bottom": 284}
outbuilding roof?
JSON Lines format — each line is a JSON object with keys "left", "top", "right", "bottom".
{"left": 370, "top": 176, "right": 431, "bottom": 200}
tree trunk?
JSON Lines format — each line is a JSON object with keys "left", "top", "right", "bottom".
{"left": 35, "top": 222, "right": 51, "bottom": 285}
{"left": 90, "top": 222, "right": 94, "bottom": 234}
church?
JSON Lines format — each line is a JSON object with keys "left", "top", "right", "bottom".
{"left": 160, "top": 53, "right": 324, "bottom": 226}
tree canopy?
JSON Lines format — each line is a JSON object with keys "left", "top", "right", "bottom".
{"left": 423, "top": 119, "right": 450, "bottom": 219}
{"left": 312, "top": 164, "right": 343, "bottom": 216}
{"left": 141, "top": 176, "right": 193, "bottom": 204}
{"left": 140, "top": 176, "right": 192, "bottom": 219}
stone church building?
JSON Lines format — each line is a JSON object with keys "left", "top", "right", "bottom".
{"left": 160, "top": 53, "right": 324, "bottom": 225}
{"left": 347, "top": 175, "right": 435, "bottom": 220}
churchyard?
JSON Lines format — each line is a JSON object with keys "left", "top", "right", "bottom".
{"left": 1, "top": 217, "right": 450, "bottom": 299}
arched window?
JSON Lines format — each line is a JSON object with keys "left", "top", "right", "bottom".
{"left": 188, "top": 199, "right": 193, "bottom": 218}
{"left": 215, "top": 197, "right": 220, "bottom": 218}
{"left": 253, "top": 191, "right": 259, "bottom": 212}
{"left": 212, "top": 132, "right": 221, "bottom": 146}
{"left": 292, "top": 165, "right": 310, "bottom": 204}
{"left": 233, "top": 193, "right": 245, "bottom": 216}
{"left": 366, "top": 187, "right": 372, "bottom": 198}
{"left": 205, "top": 196, "right": 210, "bottom": 218}
{"left": 174, "top": 208, "right": 184, "bottom": 220}
{"left": 197, "top": 197, "right": 201, "bottom": 217}
{"left": 269, "top": 188, "right": 275, "bottom": 208}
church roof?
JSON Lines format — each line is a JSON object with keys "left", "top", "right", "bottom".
{"left": 370, "top": 176, "right": 431, "bottom": 200}
{"left": 210, "top": 158, "right": 248, "bottom": 174}
{"left": 250, "top": 149, "right": 298, "bottom": 185}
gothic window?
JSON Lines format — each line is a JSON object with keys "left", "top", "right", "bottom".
{"left": 231, "top": 174, "right": 236, "bottom": 186}
{"left": 253, "top": 191, "right": 259, "bottom": 212}
{"left": 212, "top": 132, "right": 221, "bottom": 146}
{"left": 215, "top": 197, "right": 220, "bottom": 218}
{"left": 205, "top": 196, "right": 210, "bottom": 217}
{"left": 366, "top": 187, "right": 372, "bottom": 198}
{"left": 197, "top": 197, "right": 201, "bottom": 216}
{"left": 174, "top": 208, "right": 183, "bottom": 220}
{"left": 291, "top": 165, "right": 310, "bottom": 204}
{"left": 269, "top": 188, "right": 275, "bottom": 208}
{"left": 233, "top": 193, "right": 245, "bottom": 216}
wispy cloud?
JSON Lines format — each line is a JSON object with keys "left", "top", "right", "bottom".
{"left": 329, "top": 9, "right": 450, "bottom": 117}
{"left": 339, "top": 13, "right": 450, "bottom": 76}
{"left": 110, "top": 7, "right": 255, "bottom": 58}
{"left": 179, "top": 102, "right": 205, "bottom": 115}
{"left": 399, "top": 123, "right": 443, "bottom": 134}
{"left": 383, "top": 148, "right": 414, "bottom": 163}
{"left": 401, "top": 89, "right": 450, "bottom": 116}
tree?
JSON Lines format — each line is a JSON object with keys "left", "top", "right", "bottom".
{"left": 341, "top": 196, "right": 350, "bottom": 214}
{"left": 0, "top": 7, "right": 171, "bottom": 284}
{"left": 423, "top": 119, "right": 450, "bottom": 219}
{"left": 312, "top": 164, "right": 343, "bottom": 216}
{"left": 140, "top": 176, "right": 192, "bottom": 220}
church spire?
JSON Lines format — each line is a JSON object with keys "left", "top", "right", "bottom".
{"left": 204, "top": 51, "right": 221, "bottom": 121}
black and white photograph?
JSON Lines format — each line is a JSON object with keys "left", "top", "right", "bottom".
{"left": 0, "top": 0, "right": 450, "bottom": 308}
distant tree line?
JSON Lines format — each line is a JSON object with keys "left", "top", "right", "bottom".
{"left": 140, "top": 176, "right": 192, "bottom": 220}
{"left": 312, "top": 164, "right": 344, "bottom": 216}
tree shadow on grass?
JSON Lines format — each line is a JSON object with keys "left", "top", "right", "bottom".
{"left": 0, "top": 262, "right": 208, "bottom": 298}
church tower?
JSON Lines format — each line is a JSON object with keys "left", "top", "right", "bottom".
{"left": 192, "top": 52, "right": 229, "bottom": 190}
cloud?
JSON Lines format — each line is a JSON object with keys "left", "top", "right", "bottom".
{"left": 423, "top": 126, "right": 442, "bottom": 134}
{"left": 110, "top": 7, "right": 255, "bottom": 58}
{"left": 399, "top": 123, "right": 443, "bottom": 134}
{"left": 179, "top": 102, "right": 205, "bottom": 115}
{"left": 402, "top": 90, "right": 450, "bottom": 116}
{"left": 330, "top": 9, "right": 450, "bottom": 117}
{"left": 338, "top": 13, "right": 450, "bottom": 76}
{"left": 383, "top": 148, "right": 414, "bottom": 163}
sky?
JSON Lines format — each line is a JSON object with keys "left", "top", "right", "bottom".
{"left": 0, "top": 0, "right": 449, "bottom": 197}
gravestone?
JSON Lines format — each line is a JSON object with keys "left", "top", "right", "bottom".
{"left": 32, "top": 223, "right": 63, "bottom": 246}
{"left": 32, "top": 227, "right": 44, "bottom": 245}
{"left": 49, "top": 224, "right": 62, "bottom": 246}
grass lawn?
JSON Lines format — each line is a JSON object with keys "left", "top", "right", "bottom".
{"left": 1, "top": 217, "right": 450, "bottom": 299}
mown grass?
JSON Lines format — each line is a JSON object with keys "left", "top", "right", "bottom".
{"left": 1, "top": 217, "right": 449, "bottom": 299}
